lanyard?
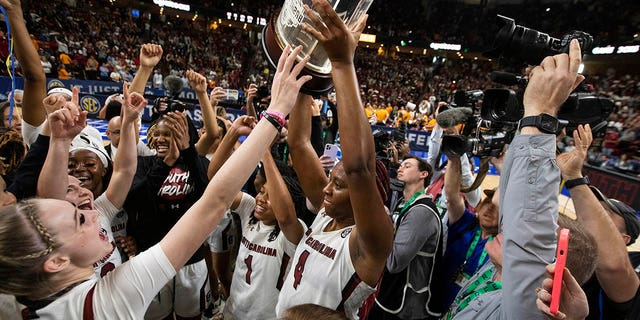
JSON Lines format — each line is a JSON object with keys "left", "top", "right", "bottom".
{"left": 447, "top": 267, "right": 502, "bottom": 319}
{"left": 394, "top": 190, "right": 425, "bottom": 219}
{"left": 461, "top": 229, "right": 492, "bottom": 278}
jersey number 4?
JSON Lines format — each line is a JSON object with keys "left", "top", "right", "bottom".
{"left": 293, "top": 250, "right": 310, "bottom": 289}
{"left": 244, "top": 255, "right": 253, "bottom": 284}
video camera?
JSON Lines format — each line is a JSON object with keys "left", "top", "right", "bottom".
{"left": 439, "top": 16, "right": 613, "bottom": 159}
{"left": 150, "top": 97, "right": 194, "bottom": 122}
{"left": 439, "top": 90, "right": 519, "bottom": 158}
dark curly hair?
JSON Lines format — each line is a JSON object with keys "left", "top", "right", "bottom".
{"left": 249, "top": 157, "right": 313, "bottom": 241}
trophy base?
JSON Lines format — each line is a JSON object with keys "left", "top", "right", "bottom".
{"left": 261, "top": 16, "right": 334, "bottom": 96}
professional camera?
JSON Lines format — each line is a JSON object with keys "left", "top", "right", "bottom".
{"left": 150, "top": 97, "right": 194, "bottom": 122}
{"left": 485, "top": 15, "right": 594, "bottom": 66}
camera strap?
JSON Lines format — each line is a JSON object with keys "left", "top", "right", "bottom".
{"left": 460, "top": 157, "right": 490, "bottom": 194}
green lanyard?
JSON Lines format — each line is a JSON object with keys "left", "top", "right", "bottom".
{"left": 393, "top": 190, "right": 425, "bottom": 219}
{"left": 461, "top": 229, "right": 492, "bottom": 279}
{"left": 446, "top": 267, "right": 502, "bottom": 319}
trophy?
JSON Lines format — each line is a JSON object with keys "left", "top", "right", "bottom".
{"left": 262, "top": 0, "right": 374, "bottom": 95}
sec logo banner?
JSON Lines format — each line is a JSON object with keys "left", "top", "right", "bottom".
{"left": 81, "top": 96, "right": 101, "bottom": 114}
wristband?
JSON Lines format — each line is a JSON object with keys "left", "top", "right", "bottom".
{"left": 265, "top": 110, "right": 286, "bottom": 127}
{"left": 261, "top": 111, "right": 283, "bottom": 131}
{"left": 565, "top": 176, "right": 589, "bottom": 189}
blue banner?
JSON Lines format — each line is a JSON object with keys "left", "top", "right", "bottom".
{"left": 371, "top": 124, "right": 431, "bottom": 152}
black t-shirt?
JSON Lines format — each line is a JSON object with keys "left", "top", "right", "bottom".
{"left": 583, "top": 252, "right": 640, "bottom": 320}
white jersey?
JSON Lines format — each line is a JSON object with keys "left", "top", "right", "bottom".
{"left": 275, "top": 210, "right": 375, "bottom": 320}
{"left": 12, "top": 244, "right": 175, "bottom": 319}
{"left": 224, "top": 193, "right": 304, "bottom": 320}
{"left": 207, "top": 193, "right": 256, "bottom": 253}
{"left": 93, "top": 194, "right": 123, "bottom": 278}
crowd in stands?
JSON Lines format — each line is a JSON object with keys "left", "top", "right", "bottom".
{"left": 1, "top": 0, "right": 639, "bottom": 177}
{"left": 0, "top": 0, "right": 639, "bottom": 320}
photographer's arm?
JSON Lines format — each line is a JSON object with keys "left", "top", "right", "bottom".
{"left": 460, "top": 154, "right": 482, "bottom": 208}
{"left": 564, "top": 126, "right": 639, "bottom": 303}
{"left": 444, "top": 155, "right": 465, "bottom": 224}
{"left": 426, "top": 124, "right": 443, "bottom": 172}
{"left": 500, "top": 39, "right": 585, "bottom": 319}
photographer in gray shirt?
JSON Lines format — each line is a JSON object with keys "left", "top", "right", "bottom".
{"left": 448, "top": 39, "right": 597, "bottom": 319}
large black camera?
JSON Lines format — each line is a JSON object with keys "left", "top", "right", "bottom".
{"left": 440, "top": 92, "right": 519, "bottom": 158}
{"left": 485, "top": 15, "right": 594, "bottom": 66}
{"left": 151, "top": 97, "right": 194, "bottom": 122}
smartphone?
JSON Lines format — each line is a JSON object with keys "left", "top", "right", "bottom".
{"left": 550, "top": 228, "right": 570, "bottom": 315}
{"left": 323, "top": 144, "right": 342, "bottom": 162}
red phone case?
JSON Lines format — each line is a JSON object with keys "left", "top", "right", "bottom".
{"left": 550, "top": 228, "right": 570, "bottom": 315}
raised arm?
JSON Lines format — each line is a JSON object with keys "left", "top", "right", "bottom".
{"left": 288, "top": 93, "right": 327, "bottom": 209}
{"left": 37, "top": 89, "right": 85, "bottom": 198}
{"left": 443, "top": 155, "right": 466, "bottom": 224}
{"left": 130, "top": 44, "right": 163, "bottom": 95}
{"left": 500, "top": 39, "right": 585, "bottom": 319}
{"left": 303, "top": 0, "right": 393, "bottom": 283}
{"left": 561, "top": 125, "right": 639, "bottom": 303}
{"left": 159, "top": 45, "right": 311, "bottom": 270}
{"left": 207, "top": 115, "right": 256, "bottom": 179}
{"left": 245, "top": 83, "right": 258, "bottom": 118}
{"left": 263, "top": 150, "right": 304, "bottom": 244}
{"left": 1, "top": 0, "right": 47, "bottom": 127}
{"left": 186, "top": 70, "right": 222, "bottom": 156}
{"left": 103, "top": 83, "right": 146, "bottom": 208}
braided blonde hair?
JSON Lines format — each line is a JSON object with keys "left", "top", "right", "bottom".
{"left": 0, "top": 199, "right": 59, "bottom": 296}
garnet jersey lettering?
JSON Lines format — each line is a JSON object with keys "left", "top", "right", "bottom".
{"left": 276, "top": 210, "right": 375, "bottom": 320}
{"left": 224, "top": 193, "right": 305, "bottom": 320}
{"left": 93, "top": 194, "right": 123, "bottom": 278}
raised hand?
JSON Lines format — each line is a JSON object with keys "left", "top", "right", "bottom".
{"left": 122, "top": 82, "right": 147, "bottom": 123}
{"left": 48, "top": 104, "right": 86, "bottom": 140}
{"left": 557, "top": 124, "right": 592, "bottom": 180}
{"left": 210, "top": 87, "right": 227, "bottom": 106}
{"left": 139, "top": 44, "right": 163, "bottom": 69}
{"left": 230, "top": 115, "right": 256, "bottom": 136}
{"left": 163, "top": 111, "right": 190, "bottom": 151}
{"left": 43, "top": 93, "right": 68, "bottom": 115}
{"left": 302, "top": 0, "right": 368, "bottom": 66}
{"left": 268, "top": 45, "right": 312, "bottom": 115}
{"left": 523, "top": 39, "right": 585, "bottom": 117}
{"left": 536, "top": 264, "right": 588, "bottom": 320}
{"left": 245, "top": 83, "right": 258, "bottom": 105}
{"left": 115, "top": 235, "right": 138, "bottom": 259}
{"left": 0, "top": 0, "right": 22, "bottom": 12}
{"left": 186, "top": 70, "right": 207, "bottom": 94}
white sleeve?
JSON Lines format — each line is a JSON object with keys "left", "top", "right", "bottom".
{"left": 235, "top": 192, "right": 257, "bottom": 221}
{"left": 21, "top": 120, "right": 44, "bottom": 146}
{"left": 92, "top": 244, "right": 176, "bottom": 319}
{"left": 137, "top": 140, "right": 157, "bottom": 156}
{"left": 94, "top": 193, "right": 120, "bottom": 221}
{"left": 460, "top": 153, "right": 482, "bottom": 208}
